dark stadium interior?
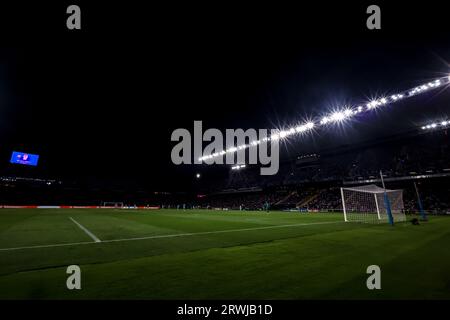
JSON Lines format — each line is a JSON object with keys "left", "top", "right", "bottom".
{"left": 2, "top": 127, "right": 450, "bottom": 213}
{"left": 2, "top": 1, "right": 450, "bottom": 306}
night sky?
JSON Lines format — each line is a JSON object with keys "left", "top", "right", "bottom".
{"left": 0, "top": 2, "right": 449, "bottom": 190}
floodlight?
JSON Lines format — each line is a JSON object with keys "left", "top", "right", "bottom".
{"left": 367, "top": 101, "right": 377, "bottom": 109}
{"left": 320, "top": 116, "right": 329, "bottom": 124}
{"left": 305, "top": 122, "right": 314, "bottom": 129}
{"left": 330, "top": 111, "right": 345, "bottom": 122}
{"left": 196, "top": 76, "right": 446, "bottom": 163}
{"left": 343, "top": 109, "right": 353, "bottom": 117}
{"left": 271, "top": 133, "right": 280, "bottom": 140}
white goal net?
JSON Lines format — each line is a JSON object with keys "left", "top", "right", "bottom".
{"left": 341, "top": 184, "right": 406, "bottom": 223}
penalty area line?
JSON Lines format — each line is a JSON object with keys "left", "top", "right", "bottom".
{"left": 69, "top": 217, "right": 102, "bottom": 243}
{"left": 0, "top": 220, "right": 343, "bottom": 252}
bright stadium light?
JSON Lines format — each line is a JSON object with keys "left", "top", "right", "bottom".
{"left": 320, "top": 116, "right": 330, "bottom": 125}
{"left": 367, "top": 98, "right": 387, "bottom": 109}
{"left": 197, "top": 75, "right": 449, "bottom": 162}
{"left": 421, "top": 118, "right": 450, "bottom": 131}
{"left": 391, "top": 94, "right": 401, "bottom": 101}
{"left": 366, "top": 100, "right": 378, "bottom": 109}
{"left": 271, "top": 133, "right": 280, "bottom": 140}
{"left": 196, "top": 173, "right": 201, "bottom": 178}
{"left": 343, "top": 109, "right": 353, "bottom": 117}
{"left": 330, "top": 111, "right": 346, "bottom": 122}
{"left": 294, "top": 121, "right": 315, "bottom": 133}
{"left": 305, "top": 122, "right": 314, "bottom": 129}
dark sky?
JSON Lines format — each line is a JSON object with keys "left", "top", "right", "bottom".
{"left": 0, "top": 2, "right": 449, "bottom": 190}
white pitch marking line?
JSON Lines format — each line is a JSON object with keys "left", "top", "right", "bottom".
{"left": 69, "top": 217, "right": 101, "bottom": 243}
{"left": 101, "top": 220, "right": 343, "bottom": 243}
{"left": 0, "top": 220, "right": 343, "bottom": 252}
{"left": 0, "top": 241, "right": 96, "bottom": 252}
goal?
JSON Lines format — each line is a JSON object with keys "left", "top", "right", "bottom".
{"left": 101, "top": 202, "right": 124, "bottom": 208}
{"left": 340, "top": 184, "right": 406, "bottom": 223}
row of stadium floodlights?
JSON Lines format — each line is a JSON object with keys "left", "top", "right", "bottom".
{"left": 198, "top": 76, "right": 450, "bottom": 162}
{"left": 421, "top": 120, "right": 450, "bottom": 130}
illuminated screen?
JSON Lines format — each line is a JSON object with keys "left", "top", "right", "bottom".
{"left": 10, "top": 151, "right": 39, "bottom": 166}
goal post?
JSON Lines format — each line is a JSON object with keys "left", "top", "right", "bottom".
{"left": 374, "top": 193, "right": 381, "bottom": 220}
{"left": 340, "top": 184, "right": 406, "bottom": 223}
{"left": 341, "top": 187, "right": 348, "bottom": 222}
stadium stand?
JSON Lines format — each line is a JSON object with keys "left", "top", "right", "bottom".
{"left": 1, "top": 128, "right": 450, "bottom": 213}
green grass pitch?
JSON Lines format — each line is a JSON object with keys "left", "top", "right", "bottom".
{"left": 0, "top": 209, "right": 450, "bottom": 299}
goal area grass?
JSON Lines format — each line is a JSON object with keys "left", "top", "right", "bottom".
{"left": 0, "top": 208, "right": 449, "bottom": 299}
